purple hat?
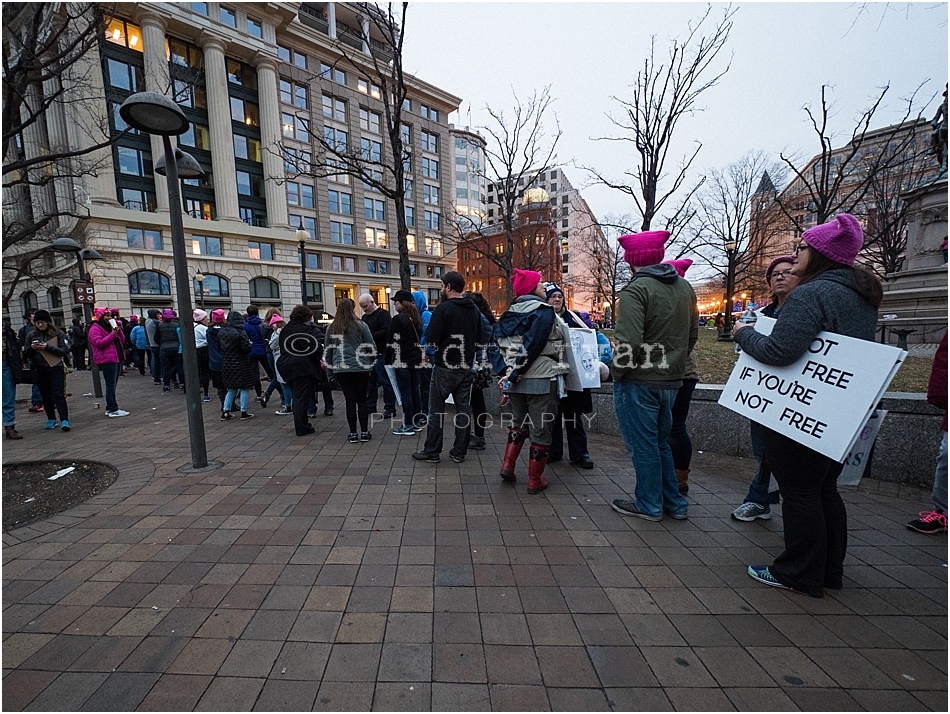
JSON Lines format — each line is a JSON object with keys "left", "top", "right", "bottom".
{"left": 161, "top": 309, "right": 176, "bottom": 319}
{"left": 618, "top": 231, "right": 668, "bottom": 267}
{"left": 577, "top": 312, "right": 595, "bottom": 329}
{"left": 801, "top": 214, "right": 863, "bottom": 266}
{"left": 765, "top": 254, "right": 797, "bottom": 283}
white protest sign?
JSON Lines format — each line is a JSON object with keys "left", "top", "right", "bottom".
{"left": 719, "top": 316, "right": 905, "bottom": 462}
{"left": 838, "top": 409, "right": 888, "bottom": 486}
{"left": 566, "top": 328, "right": 602, "bottom": 390}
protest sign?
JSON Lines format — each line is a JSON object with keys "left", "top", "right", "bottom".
{"left": 838, "top": 409, "right": 888, "bottom": 486}
{"left": 564, "top": 328, "right": 601, "bottom": 391}
{"left": 384, "top": 365, "right": 403, "bottom": 407}
{"left": 719, "top": 316, "right": 905, "bottom": 462}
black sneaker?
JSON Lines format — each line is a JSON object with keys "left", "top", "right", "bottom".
{"left": 383, "top": 410, "right": 397, "bottom": 419}
{"left": 412, "top": 451, "right": 440, "bottom": 463}
{"left": 348, "top": 432, "right": 359, "bottom": 443}
{"left": 260, "top": 392, "right": 270, "bottom": 408}
{"left": 570, "top": 456, "right": 595, "bottom": 469}
{"left": 449, "top": 452, "right": 465, "bottom": 464}
{"left": 360, "top": 432, "right": 372, "bottom": 442}
{"left": 325, "top": 408, "right": 334, "bottom": 416}
{"left": 907, "top": 510, "right": 948, "bottom": 533}
{"left": 469, "top": 436, "right": 486, "bottom": 450}
{"left": 220, "top": 411, "right": 234, "bottom": 420}
{"left": 240, "top": 412, "right": 254, "bottom": 420}
{"left": 610, "top": 499, "right": 662, "bottom": 522}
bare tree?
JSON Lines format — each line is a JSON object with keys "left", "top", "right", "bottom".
{"left": 568, "top": 213, "right": 635, "bottom": 328}
{"left": 861, "top": 123, "right": 940, "bottom": 277}
{"left": 773, "top": 83, "right": 933, "bottom": 231}
{"left": 581, "top": 4, "right": 735, "bottom": 231}
{"left": 690, "top": 152, "right": 790, "bottom": 322}
{"left": 284, "top": 2, "right": 416, "bottom": 289}
{"left": 447, "top": 86, "right": 561, "bottom": 305}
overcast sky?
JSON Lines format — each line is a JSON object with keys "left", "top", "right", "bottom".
{"left": 402, "top": 1, "right": 948, "bottom": 233}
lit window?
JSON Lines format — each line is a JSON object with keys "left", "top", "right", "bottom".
{"left": 282, "top": 112, "right": 295, "bottom": 138}
{"left": 191, "top": 235, "right": 222, "bottom": 255}
{"left": 279, "top": 79, "right": 292, "bottom": 104}
{"left": 248, "top": 241, "right": 273, "bottom": 260}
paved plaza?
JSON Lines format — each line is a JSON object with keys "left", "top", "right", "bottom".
{"left": 2, "top": 374, "right": 947, "bottom": 711}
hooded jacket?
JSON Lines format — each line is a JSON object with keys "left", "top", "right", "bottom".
{"left": 88, "top": 319, "right": 126, "bottom": 365}
{"left": 145, "top": 309, "right": 160, "bottom": 348}
{"left": 217, "top": 313, "right": 257, "bottom": 389}
{"left": 492, "top": 295, "right": 571, "bottom": 382}
{"left": 244, "top": 314, "right": 266, "bottom": 357}
{"left": 734, "top": 268, "right": 878, "bottom": 366}
{"left": 612, "top": 263, "right": 698, "bottom": 384}
{"left": 425, "top": 295, "right": 483, "bottom": 369}
{"left": 412, "top": 290, "right": 434, "bottom": 356}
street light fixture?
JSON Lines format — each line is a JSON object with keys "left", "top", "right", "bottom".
{"left": 718, "top": 238, "right": 739, "bottom": 341}
{"left": 195, "top": 271, "right": 205, "bottom": 309}
{"left": 51, "top": 237, "right": 104, "bottom": 397}
{"left": 119, "top": 92, "right": 210, "bottom": 470}
{"left": 296, "top": 228, "right": 309, "bottom": 306}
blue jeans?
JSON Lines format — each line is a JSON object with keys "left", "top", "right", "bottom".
{"left": 745, "top": 421, "right": 781, "bottom": 506}
{"left": 934, "top": 431, "right": 948, "bottom": 515}
{"left": 224, "top": 388, "right": 250, "bottom": 412}
{"left": 2, "top": 360, "right": 16, "bottom": 427}
{"left": 613, "top": 381, "right": 687, "bottom": 519}
{"left": 150, "top": 346, "right": 162, "bottom": 381}
{"left": 394, "top": 365, "right": 423, "bottom": 427}
{"left": 281, "top": 383, "right": 293, "bottom": 407}
{"left": 367, "top": 354, "right": 397, "bottom": 413}
{"left": 99, "top": 362, "right": 120, "bottom": 413}
{"left": 161, "top": 350, "right": 183, "bottom": 388}
{"left": 31, "top": 383, "right": 42, "bottom": 406}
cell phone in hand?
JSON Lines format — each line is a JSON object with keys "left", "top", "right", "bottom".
{"left": 109, "top": 319, "right": 118, "bottom": 329}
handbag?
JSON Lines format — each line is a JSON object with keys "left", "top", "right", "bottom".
{"left": 19, "top": 366, "right": 33, "bottom": 384}
{"left": 472, "top": 365, "right": 492, "bottom": 390}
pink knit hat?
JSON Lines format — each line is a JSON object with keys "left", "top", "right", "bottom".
{"left": 618, "top": 230, "right": 669, "bottom": 267}
{"left": 94, "top": 307, "right": 109, "bottom": 319}
{"left": 801, "top": 214, "right": 863, "bottom": 266}
{"left": 662, "top": 258, "right": 693, "bottom": 278}
{"left": 210, "top": 309, "right": 226, "bottom": 324}
{"left": 269, "top": 314, "right": 286, "bottom": 326}
{"left": 193, "top": 309, "right": 207, "bottom": 322}
{"left": 765, "top": 255, "right": 797, "bottom": 283}
{"left": 511, "top": 269, "right": 543, "bottom": 297}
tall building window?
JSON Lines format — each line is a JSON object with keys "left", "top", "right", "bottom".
{"left": 423, "top": 185, "right": 439, "bottom": 205}
{"left": 365, "top": 227, "right": 387, "bottom": 248}
{"left": 424, "top": 211, "right": 440, "bottom": 230}
{"left": 319, "top": 62, "right": 345, "bottom": 84}
{"left": 327, "top": 190, "right": 351, "bottom": 215}
{"left": 230, "top": 97, "right": 259, "bottom": 126}
{"left": 248, "top": 241, "right": 273, "bottom": 260}
{"left": 219, "top": 6, "right": 236, "bottom": 26}
{"left": 359, "top": 109, "right": 381, "bottom": 133}
{"left": 126, "top": 227, "right": 163, "bottom": 250}
{"left": 330, "top": 221, "right": 354, "bottom": 244}
{"left": 360, "top": 138, "right": 382, "bottom": 162}
{"left": 191, "top": 235, "right": 222, "bottom": 255}
{"left": 405, "top": 206, "right": 415, "bottom": 227}
{"left": 306, "top": 281, "right": 323, "bottom": 303}
{"left": 322, "top": 95, "right": 345, "bottom": 121}
{"left": 421, "top": 131, "right": 438, "bottom": 152}
{"left": 323, "top": 127, "right": 347, "bottom": 152}
{"left": 420, "top": 105, "right": 439, "bottom": 122}
{"left": 357, "top": 79, "right": 381, "bottom": 98}
{"left": 421, "top": 158, "right": 438, "bottom": 179}
{"left": 306, "top": 253, "right": 320, "bottom": 269}
{"left": 363, "top": 198, "right": 384, "bottom": 221}
{"left": 247, "top": 17, "right": 263, "bottom": 38}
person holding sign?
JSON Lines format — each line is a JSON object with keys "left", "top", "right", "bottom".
{"left": 734, "top": 213, "right": 883, "bottom": 597}
{"left": 610, "top": 231, "right": 697, "bottom": 522}
{"left": 731, "top": 255, "right": 799, "bottom": 521}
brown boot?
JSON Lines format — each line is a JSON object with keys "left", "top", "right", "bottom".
{"left": 500, "top": 429, "right": 527, "bottom": 483}
{"left": 676, "top": 468, "right": 690, "bottom": 494}
{"left": 527, "top": 444, "right": 550, "bottom": 495}
{"left": 5, "top": 425, "right": 22, "bottom": 440}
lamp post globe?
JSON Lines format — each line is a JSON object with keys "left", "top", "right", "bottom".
{"left": 118, "top": 92, "right": 190, "bottom": 135}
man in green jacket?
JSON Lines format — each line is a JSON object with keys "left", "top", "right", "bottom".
{"left": 610, "top": 230, "right": 698, "bottom": 521}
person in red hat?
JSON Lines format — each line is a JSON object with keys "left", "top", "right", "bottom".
{"left": 489, "top": 269, "right": 572, "bottom": 494}
{"left": 610, "top": 231, "right": 697, "bottom": 523}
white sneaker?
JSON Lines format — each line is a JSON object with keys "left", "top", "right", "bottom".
{"left": 107, "top": 409, "right": 130, "bottom": 418}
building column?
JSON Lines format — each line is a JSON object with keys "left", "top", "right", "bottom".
{"left": 61, "top": 21, "right": 118, "bottom": 206}
{"left": 361, "top": 17, "right": 370, "bottom": 54}
{"left": 42, "top": 73, "right": 78, "bottom": 230}
{"left": 21, "top": 83, "right": 59, "bottom": 225}
{"left": 327, "top": 2, "right": 337, "bottom": 38}
{"left": 253, "top": 51, "right": 288, "bottom": 229}
{"left": 138, "top": 9, "right": 171, "bottom": 212}
{"left": 198, "top": 31, "right": 240, "bottom": 222}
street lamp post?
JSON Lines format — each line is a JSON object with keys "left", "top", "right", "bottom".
{"left": 51, "top": 238, "right": 103, "bottom": 397}
{"left": 195, "top": 271, "right": 205, "bottom": 309}
{"left": 296, "top": 228, "right": 309, "bottom": 306}
{"left": 120, "top": 92, "right": 210, "bottom": 469}
{"left": 718, "top": 239, "right": 738, "bottom": 341}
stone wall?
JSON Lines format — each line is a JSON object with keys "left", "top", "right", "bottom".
{"left": 483, "top": 384, "right": 944, "bottom": 488}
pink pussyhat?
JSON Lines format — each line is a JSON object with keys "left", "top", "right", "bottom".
{"left": 662, "top": 258, "right": 693, "bottom": 278}
{"left": 269, "top": 314, "right": 286, "bottom": 326}
{"left": 801, "top": 213, "right": 863, "bottom": 266}
{"left": 94, "top": 307, "right": 109, "bottom": 319}
{"left": 511, "top": 269, "right": 543, "bottom": 297}
{"left": 210, "top": 309, "right": 226, "bottom": 324}
{"left": 618, "top": 230, "right": 669, "bottom": 267}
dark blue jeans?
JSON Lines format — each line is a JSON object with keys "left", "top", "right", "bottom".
{"left": 160, "top": 350, "right": 183, "bottom": 388}
{"left": 394, "top": 366, "right": 423, "bottom": 427}
{"left": 745, "top": 420, "right": 781, "bottom": 506}
{"left": 99, "top": 362, "right": 120, "bottom": 413}
{"left": 150, "top": 346, "right": 162, "bottom": 381}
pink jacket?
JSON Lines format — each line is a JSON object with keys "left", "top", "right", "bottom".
{"left": 88, "top": 322, "right": 125, "bottom": 365}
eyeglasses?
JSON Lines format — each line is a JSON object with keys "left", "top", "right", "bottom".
{"left": 771, "top": 270, "right": 793, "bottom": 280}
{"left": 794, "top": 243, "right": 810, "bottom": 254}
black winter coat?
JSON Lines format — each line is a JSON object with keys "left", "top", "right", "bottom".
{"left": 217, "top": 318, "right": 257, "bottom": 389}
{"left": 277, "top": 321, "right": 326, "bottom": 383}
{"left": 155, "top": 320, "right": 181, "bottom": 352}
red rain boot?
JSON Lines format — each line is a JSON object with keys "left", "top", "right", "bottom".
{"left": 500, "top": 428, "right": 527, "bottom": 483}
{"left": 527, "top": 444, "right": 550, "bottom": 495}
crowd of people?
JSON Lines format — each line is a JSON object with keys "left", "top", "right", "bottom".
{"left": 2, "top": 215, "right": 946, "bottom": 599}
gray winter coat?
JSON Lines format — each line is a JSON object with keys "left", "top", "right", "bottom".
{"left": 734, "top": 269, "right": 878, "bottom": 365}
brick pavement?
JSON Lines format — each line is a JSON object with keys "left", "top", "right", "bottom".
{"left": 3, "top": 373, "right": 947, "bottom": 711}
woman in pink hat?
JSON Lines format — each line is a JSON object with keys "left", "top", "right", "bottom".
{"left": 88, "top": 306, "right": 128, "bottom": 418}
{"left": 734, "top": 214, "right": 882, "bottom": 598}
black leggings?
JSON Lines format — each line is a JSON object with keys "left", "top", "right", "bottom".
{"left": 668, "top": 378, "right": 698, "bottom": 470}
{"left": 249, "top": 354, "right": 274, "bottom": 396}
{"left": 334, "top": 371, "right": 369, "bottom": 433}
{"left": 197, "top": 347, "right": 210, "bottom": 396}
{"left": 471, "top": 387, "right": 488, "bottom": 438}
{"left": 35, "top": 366, "right": 68, "bottom": 421}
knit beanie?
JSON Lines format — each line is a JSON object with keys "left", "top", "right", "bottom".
{"left": 33, "top": 309, "right": 52, "bottom": 323}
{"left": 662, "top": 258, "right": 693, "bottom": 278}
{"left": 93, "top": 307, "right": 109, "bottom": 320}
{"left": 765, "top": 254, "right": 797, "bottom": 283}
{"left": 511, "top": 269, "right": 542, "bottom": 297}
{"left": 210, "top": 309, "right": 226, "bottom": 324}
{"left": 543, "top": 282, "right": 564, "bottom": 300}
{"left": 618, "top": 230, "right": 669, "bottom": 267}
{"left": 193, "top": 309, "right": 207, "bottom": 322}
{"left": 161, "top": 309, "right": 176, "bottom": 319}
{"left": 801, "top": 213, "right": 863, "bottom": 266}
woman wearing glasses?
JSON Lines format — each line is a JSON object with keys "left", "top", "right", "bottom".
{"left": 731, "top": 255, "right": 799, "bottom": 522}
{"left": 734, "top": 214, "right": 882, "bottom": 598}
